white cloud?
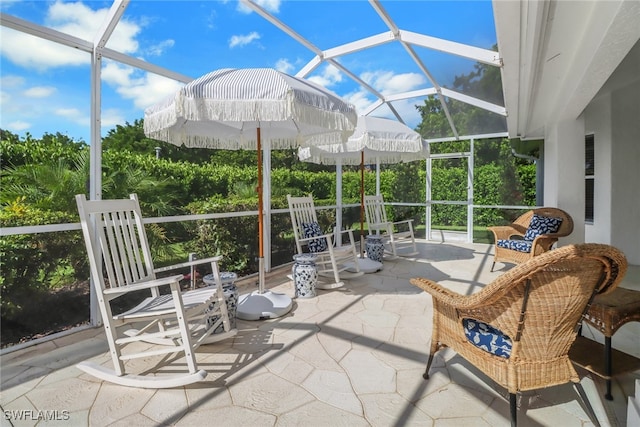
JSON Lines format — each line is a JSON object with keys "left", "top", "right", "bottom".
{"left": 340, "top": 70, "right": 426, "bottom": 127}
{"left": 55, "top": 107, "right": 88, "bottom": 126}
{"left": 123, "top": 73, "right": 184, "bottom": 111}
{"left": 386, "top": 99, "right": 423, "bottom": 129}
{"left": 0, "top": 27, "right": 88, "bottom": 70}
{"left": 343, "top": 88, "right": 376, "bottom": 116}
{"left": 0, "top": 1, "right": 142, "bottom": 71}
{"left": 146, "top": 39, "right": 175, "bottom": 57}
{"left": 1, "top": 75, "right": 26, "bottom": 88}
{"left": 24, "top": 86, "right": 57, "bottom": 98}
{"left": 361, "top": 71, "right": 426, "bottom": 95}
{"left": 255, "top": 0, "right": 281, "bottom": 13}
{"left": 102, "top": 61, "right": 135, "bottom": 88}
{"left": 7, "top": 120, "right": 31, "bottom": 131}
{"left": 307, "top": 64, "right": 343, "bottom": 88}
{"left": 101, "top": 108, "right": 126, "bottom": 128}
{"left": 101, "top": 60, "right": 183, "bottom": 110}
{"left": 46, "top": 1, "right": 140, "bottom": 53}
{"left": 229, "top": 32, "right": 260, "bottom": 48}
{"left": 275, "top": 58, "right": 294, "bottom": 74}
{"left": 237, "top": 0, "right": 281, "bottom": 14}
{"left": 0, "top": 0, "right": 20, "bottom": 10}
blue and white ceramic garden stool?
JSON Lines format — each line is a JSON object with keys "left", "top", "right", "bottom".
{"left": 203, "top": 271, "right": 239, "bottom": 333}
{"left": 365, "top": 235, "right": 385, "bottom": 263}
{"left": 292, "top": 254, "right": 318, "bottom": 298}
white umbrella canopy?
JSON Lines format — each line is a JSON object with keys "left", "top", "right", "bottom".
{"left": 298, "top": 115, "right": 425, "bottom": 165}
{"left": 144, "top": 68, "right": 357, "bottom": 150}
{"left": 298, "top": 116, "right": 426, "bottom": 266}
{"left": 144, "top": 67, "right": 358, "bottom": 320}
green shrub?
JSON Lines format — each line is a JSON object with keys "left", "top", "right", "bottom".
{"left": 0, "top": 199, "right": 87, "bottom": 320}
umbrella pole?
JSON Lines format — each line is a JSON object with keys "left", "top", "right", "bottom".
{"left": 360, "top": 150, "right": 365, "bottom": 258}
{"left": 257, "top": 127, "right": 265, "bottom": 294}
{"left": 236, "top": 126, "right": 292, "bottom": 320}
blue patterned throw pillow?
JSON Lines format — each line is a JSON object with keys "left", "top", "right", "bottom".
{"left": 301, "top": 222, "right": 328, "bottom": 253}
{"left": 523, "top": 214, "right": 563, "bottom": 241}
{"left": 496, "top": 239, "right": 533, "bottom": 253}
{"left": 463, "top": 318, "right": 512, "bottom": 358}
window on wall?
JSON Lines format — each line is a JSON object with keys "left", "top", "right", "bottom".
{"left": 585, "top": 134, "right": 594, "bottom": 223}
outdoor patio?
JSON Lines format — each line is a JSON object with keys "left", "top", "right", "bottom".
{"left": 1, "top": 240, "right": 639, "bottom": 427}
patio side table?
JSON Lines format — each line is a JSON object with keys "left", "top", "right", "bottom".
{"left": 570, "top": 287, "right": 640, "bottom": 400}
{"left": 203, "top": 272, "right": 239, "bottom": 333}
{"left": 292, "top": 254, "right": 317, "bottom": 298}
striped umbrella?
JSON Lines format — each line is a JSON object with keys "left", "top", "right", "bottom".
{"left": 298, "top": 116, "right": 425, "bottom": 260}
{"left": 144, "top": 68, "right": 357, "bottom": 320}
{"left": 299, "top": 116, "right": 425, "bottom": 165}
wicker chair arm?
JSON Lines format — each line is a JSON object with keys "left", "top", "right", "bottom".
{"left": 487, "top": 225, "right": 526, "bottom": 240}
{"left": 410, "top": 277, "right": 490, "bottom": 309}
{"left": 529, "top": 235, "right": 559, "bottom": 253}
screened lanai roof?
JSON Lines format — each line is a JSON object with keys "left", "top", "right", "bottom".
{"left": 0, "top": 0, "right": 507, "bottom": 143}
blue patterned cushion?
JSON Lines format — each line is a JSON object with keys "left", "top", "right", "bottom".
{"left": 523, "top": 214, "right": 563, "bottom": 241}
{"left": 463, "top": 318, "right": 512, "bottom": 359}
{"left": 301, "top": 222, "right": 328, "bottom": 253}
{"left": 496, "top": 239, "right": 533, "bottom": 253}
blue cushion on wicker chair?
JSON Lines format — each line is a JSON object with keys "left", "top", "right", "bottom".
{"left": 302, "top": 222, "right": 328, "bottom": 253}
{"left": 463, "top": 318, "right": 512, "bottom": 359}
{"left": 523, "top": 214, "right": 563, "bottom": 241}
{"left": 496, "top": 239, "right": 533, "bottom": 253}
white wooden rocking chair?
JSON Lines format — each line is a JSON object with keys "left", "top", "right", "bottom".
{"left": 75, "top": 194, "right": 237, "bottom": 388}
{"left": 364, "top": 195, "right": 418, "bottom": 258}
{"left": 287, "top": 195, "right": 364, "bottom": 289}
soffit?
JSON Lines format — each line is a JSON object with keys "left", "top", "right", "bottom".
{"left": 494, "top": 0, "right": 640, "bottom": 139}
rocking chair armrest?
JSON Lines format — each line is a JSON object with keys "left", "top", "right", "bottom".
{"left": 103, "top": 274, "right": 184, "bottom": 295}
{"left": 391, "top": 219, "right": 414, "bottom": 228}
{"left": 153, "top": 256, "right": 223, "bottom": 274}
{"left": 299, "top": 232, "right": 333, "bottom": 242}
{"left": 335, "top": 228, "right": 358, "bottom": 238}
{"left": 367, "top": 221, "right": 392, "bottom": 230}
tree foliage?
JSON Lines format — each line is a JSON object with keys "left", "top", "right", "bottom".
{"left": 416, "top": 45, "right": 507, "bottom": 139}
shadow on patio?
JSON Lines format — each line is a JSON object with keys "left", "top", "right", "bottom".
{"left": 1, "top": 240, "right": 638, "bottom": 426}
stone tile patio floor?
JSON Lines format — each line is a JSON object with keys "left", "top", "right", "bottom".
{"left": 2, "top": 240, "right": 639, "bottom": 426}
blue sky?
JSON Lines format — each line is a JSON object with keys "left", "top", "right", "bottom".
{"left": 0, "top": 0, "right": 497, "bottom": 144}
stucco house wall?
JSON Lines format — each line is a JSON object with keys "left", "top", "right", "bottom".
{"left": 584, "top": 57, "right": 640, "bottom": 264}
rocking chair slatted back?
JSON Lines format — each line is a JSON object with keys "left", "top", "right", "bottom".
{"left": 104, "top": 204, "right": 153, "bottom": 288}
{"left": 288, "top": 196, "right": 320, "bottom": 255}
{"left": 364, "top": 194, "right": 387, "bottom": 226}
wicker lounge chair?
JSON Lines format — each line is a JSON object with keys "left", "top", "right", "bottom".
{"left": 410, "top": 243, "right": 627, "bottom": 427}
{"left": 488, "top": 207, "right": 574, "bottom": 271}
